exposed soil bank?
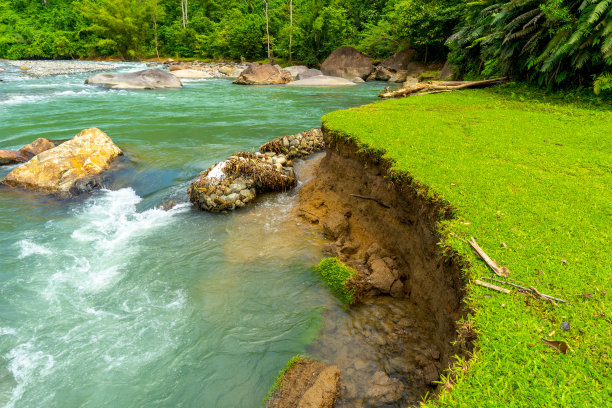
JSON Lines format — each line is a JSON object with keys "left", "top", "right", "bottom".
{"left": 294, "top": 127, "right": 472, "bottom": 404}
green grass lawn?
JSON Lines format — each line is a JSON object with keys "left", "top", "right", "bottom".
{"left": 322, "top": 89, "right": 612, "bottom": 407}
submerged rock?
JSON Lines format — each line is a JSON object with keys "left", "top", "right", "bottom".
{"left": 85, "top": 69, "right": 182, "bottom": 90}
{"left": 233, "top": 63, "right": 292, "bottom": 85}
{"left": 0, "top": 138, "right": 55, "bottom": 165}
{"left": 2, "top": 127, "right": 122, "bottom": 198}
{"left": 365, "top": 371, "right": 405, "bottom": 404}
{"left": 320, "top": 47, "right": 374, "bottom": 80}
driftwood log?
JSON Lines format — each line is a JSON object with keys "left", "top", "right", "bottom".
{"left": 379, "top": 77, "right": 508, "bottom": 98}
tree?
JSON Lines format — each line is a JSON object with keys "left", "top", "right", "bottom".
{"left": 264, "top": 0, "right": 271, "bottom": 62}
{"left": 78, "top": 0, "right": 155, "bottom": 59}
{"left": 289, "top": 0, "right": 293, "bottom": 62}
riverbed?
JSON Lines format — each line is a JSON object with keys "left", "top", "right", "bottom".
{"left": 0, "top": 61, "right": 410, "bottom": 407}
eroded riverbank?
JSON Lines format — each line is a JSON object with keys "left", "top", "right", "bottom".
{"left": 274, "top": 127, "right": 473, "bottom": 407}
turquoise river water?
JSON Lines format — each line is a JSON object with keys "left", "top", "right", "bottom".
{"left": 0, "top": 62, "right": 397, "bottom": 407}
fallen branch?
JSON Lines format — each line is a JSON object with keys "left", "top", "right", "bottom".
{"left": 378, "top": 77, "right": 508, "bottom": 98}
{"left": 413, "top": 90, "right": 453, "bottom": 96}
{"left": 482, "top": 277, "right": 567, "bottom": 304}
{"left": 469, "top": 237, "right": 510, "bottom": 277}
{"left": 474, "top": 279, "right": 511, "bottom": 294}
{"left": 350, "top": 194, "right": 391, "bottom": 208}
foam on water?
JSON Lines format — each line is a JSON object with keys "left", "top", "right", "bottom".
{"left": 17, "top": 240, "right": 52, "bottom": 259}
{"left": 2, "top": 188, "right": 191, "bottom": 407}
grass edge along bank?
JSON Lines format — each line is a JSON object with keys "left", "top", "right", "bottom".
{"left": 321, "top": 89, "right": 611, "bottom": 407}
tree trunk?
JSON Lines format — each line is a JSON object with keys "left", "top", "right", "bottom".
{"left": 181, "top": 0, "right": 188, "bottom": 29}
{"left": 264, "top": 0, "right": 271, "bottom": 63}
{"left": 289, "top": 0, "right": 293, "bottom": 63}
{"left": 153, "top": 4, "right": 160, "bottom": 58}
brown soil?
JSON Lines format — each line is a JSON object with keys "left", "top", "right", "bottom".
{"left": 267, "top": 359, "right": 338, "bottom": 408}
{"left": 294, "top": 128, "right": 471, "bottom": 402}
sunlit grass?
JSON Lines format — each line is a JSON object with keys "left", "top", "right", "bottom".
{"left": 323, "top": 89, "right": 612, "bottom": 407}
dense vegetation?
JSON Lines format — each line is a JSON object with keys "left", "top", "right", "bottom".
{"left": 0, "top": 0, "right": 609, "bottom": 92}
{"left": 323, "top": 88, "right": 611, "bottom": 406}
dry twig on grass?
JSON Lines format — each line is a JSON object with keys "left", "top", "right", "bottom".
{"left": 474, "top": 280, "right": 511, "bottom": 294}
{"left": 482, "top": 277, "right": 567, "bottom": 304}
{"left": 469, "top": 237, "right": 510, "bottom": 277}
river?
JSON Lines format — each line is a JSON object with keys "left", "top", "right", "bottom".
{"left": 0, "top": 61, "right": 391, "bottom": 407}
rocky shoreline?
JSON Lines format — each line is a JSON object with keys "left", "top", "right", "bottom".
{"left": 3, "top": 60, "right": 119, "bottom": 76}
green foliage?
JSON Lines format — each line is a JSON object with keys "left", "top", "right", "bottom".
{"left": 323, "top": 89, "right": 612, "bottom": 407}
{"left": 314, "top": 257, "right": 356, "bottom": 305}
{"left": 357, "top": 0, "right": 465, "bottom": 61}
{"left": 447, "top": 0, "right": 612, "bottom": 91}
{"left": 593, "top": 72, "right": 612, "bottom": 94}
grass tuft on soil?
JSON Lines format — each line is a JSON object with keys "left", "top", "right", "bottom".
{"left": 322, "top": 88, "right": 611, "bottom": 407}
{"left": 315, "top": 257, "right": 356, "bottom": 305}
{"left": 264, "top": 355, "right": 305, "bottom": 404}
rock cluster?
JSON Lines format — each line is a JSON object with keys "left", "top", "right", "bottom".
{"left": 0, "top": 138, "right": 55, "bottom": 165}
{"left": 188, "top": 128, "right": 324, "bottom": 212}
{"left": 2, "top": 127, "right": 122, "bottom": 198}
{"left": 5, "top": 60, "right": 118, "bottom": 77}
{"left": 166, "top": 61, "right": 246, "bottom": 78}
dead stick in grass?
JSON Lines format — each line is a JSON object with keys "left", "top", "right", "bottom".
{"left": 350, "top": 194, "right": 391, "bottom": 208}
{"left": 474, "top": 280, "right": 511, "bottom": 294}
{"left": 482, "top": 277, "right": 567, "bottom": 303}
{"left": 469, "top": 237, "right": 510, "bottom": 277}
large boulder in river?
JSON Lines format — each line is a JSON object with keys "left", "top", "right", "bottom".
{"left": 85, "top": 69, "right": 182, "bottom": 89}
{"left": 0, "top": 138, "right": 55, "bottom": 165}
{"left": 2, "top": 128, "right": 122, "bottom": 198}
{"left": 320, "top": 47, "right": 374, "bottom": 80}
{"left": 286, "top": 75, "right": 356, "bottom": 87}
{"left": 233, "top": 63, "right": 293, "bottom": 85}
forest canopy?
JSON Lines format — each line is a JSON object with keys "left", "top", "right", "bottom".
{"left": 0, "top": 0, "right": 610, "bottom": 92}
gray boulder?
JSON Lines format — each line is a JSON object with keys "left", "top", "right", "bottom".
{"left": 85, "top": 69, "right": 182, "bottom": 89}
{"left": 285, "top": 65, "right": 309, "bottom": 77}
{"left": 286, "top": 75, "right": 356, "bottom": 87}
{"left": 296, "top": 68, "right": 323, "bottom": 80}
{"left": 321, "top": 47, "right": 374, "bottom": 80}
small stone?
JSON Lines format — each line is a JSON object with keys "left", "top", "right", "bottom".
{"left": 389, "top": 280, "right": 404, "bottom": 298}
{"left": 322, "top": 212, "right": 349, "bottom": 240}
{"left": 369, "top": 259, "right": 395, "bottom": 293}
{"left": 282, "top": 137, "right": 289, "bottom": 147}
{"left": 561, "top": 322, "right": 570, "bottom": 331}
